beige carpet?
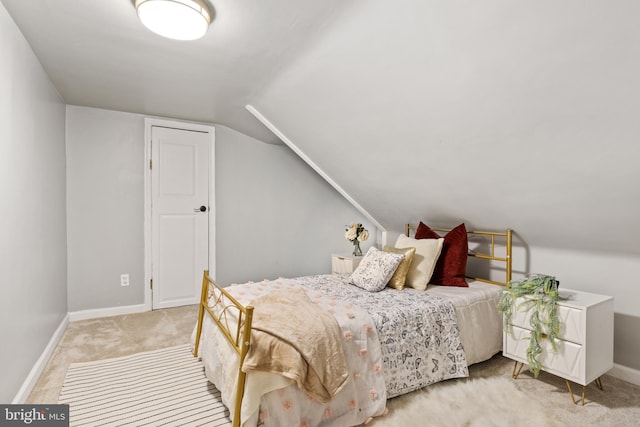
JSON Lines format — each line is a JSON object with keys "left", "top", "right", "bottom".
{"left": 27, "top": 305, "right": 198, "bottom": 405}
{"left": 29, "top": 305, "right": 640, "bottom": 426}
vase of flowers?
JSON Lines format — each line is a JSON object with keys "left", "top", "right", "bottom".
{"left": 345, "top": 223, "right": 369, "bottom": 256}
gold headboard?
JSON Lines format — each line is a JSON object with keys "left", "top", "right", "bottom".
{"left": 405, "top": 224, "right": 512, "bottom": 286}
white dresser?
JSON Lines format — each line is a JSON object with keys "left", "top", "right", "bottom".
{"left": 331, "top": 254, "right": 363, "bottom": 274}
{"left": 503, "top": 289, "right": 614, "bottom": 392}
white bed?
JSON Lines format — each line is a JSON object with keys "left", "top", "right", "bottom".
{"left": 192, "top": 226, "right": 512, "bottom": 427}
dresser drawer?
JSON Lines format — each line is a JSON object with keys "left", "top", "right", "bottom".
{"left": 331, "top": 255, "right": 362, "bottom": 274}
{"left": 509, "top": 297, "right": 584, "bottom": 344}
{"left": 504, "top": 325, "right": 585, "bottom": 383}
{"left": 503, "top": 289, "right": 613, "bottom": 387}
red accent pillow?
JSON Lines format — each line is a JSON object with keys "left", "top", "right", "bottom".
{"left": 415, "top": 222, "right": 468, "bottom": 287}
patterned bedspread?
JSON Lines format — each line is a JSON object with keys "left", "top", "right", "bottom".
{"left": 293, "top": 274, "right": 468, "bottom": 397}
{"left": 194, "top": 273, "right": 468, "bottom": 426}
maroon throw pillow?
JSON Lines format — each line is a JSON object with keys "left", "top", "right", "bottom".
{"left": 415, "top": 222, "right": 468, "bottom": 287}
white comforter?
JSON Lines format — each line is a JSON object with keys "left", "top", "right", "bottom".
{"left": 425, "top": 281, "right": 503, "bottom": 365}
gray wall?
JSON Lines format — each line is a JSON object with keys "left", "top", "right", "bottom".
{"left": 65, "top": 107, "right": 375, "bottom": 311}
{"left": 0, "top": 4, "right": 67, "bottom": 402}
{"left": 66, "top": 106, "right": 145, "bottom": 311}
{"left": 214, "top": 124, "right": 375, "bottom": 285}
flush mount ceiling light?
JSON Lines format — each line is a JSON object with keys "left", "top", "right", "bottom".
{"left": 135, "top": 0, "right": 211, "bottom": 41}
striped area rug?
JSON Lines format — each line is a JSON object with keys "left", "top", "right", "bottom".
{"left": 58, "top": 345, "right": 231, "bottom": 427}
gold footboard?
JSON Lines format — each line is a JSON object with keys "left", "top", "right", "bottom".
{"left": 194, "top": 270, "right": 253, "bottom": 427}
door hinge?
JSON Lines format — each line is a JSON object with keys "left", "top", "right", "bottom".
{"left": 149, "top": 159, "right": 152, "bottom": 170}
{"left": 150, "top": 278, "right": 153, "bottom": 289}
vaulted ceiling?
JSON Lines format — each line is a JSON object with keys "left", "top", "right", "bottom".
{"left": 3, "top": 0, "right": 640, "bottom": 255}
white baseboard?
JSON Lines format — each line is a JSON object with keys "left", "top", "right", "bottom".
{"left": 608, "top": 363, "right": 640, "bottom": 386}
{"left": 12, "top": 314, "right": 69, "bottom": 404}
{"left": 68, "top": 303, "right": 148, "bottom": 322}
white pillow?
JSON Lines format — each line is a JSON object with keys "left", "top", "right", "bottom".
{"left": 395, "top": 235, "right": 444, "bottom": 291}
{"left": 348, "top": 247, "right": 405, "bottom": 292}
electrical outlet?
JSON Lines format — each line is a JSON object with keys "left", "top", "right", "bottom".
{"left": 120, "top": 274, "right": 130, "bottom": 287}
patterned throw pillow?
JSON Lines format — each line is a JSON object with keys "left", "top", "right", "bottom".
{"left": 348, "top": 247, "right": 405, "bottom": 292}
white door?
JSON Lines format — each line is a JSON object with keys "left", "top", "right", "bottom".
{"left": 151, "top": 125, "right": 210, "bottom": 309}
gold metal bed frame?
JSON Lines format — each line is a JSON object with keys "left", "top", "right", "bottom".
{"left": 195, "top": 226, "right": 513, "bottom": 427}
{"left": 194, "top": 270, "right": 253, "bottom": 427}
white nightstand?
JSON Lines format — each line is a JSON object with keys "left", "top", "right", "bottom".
{"left": 331, "top": 254, "right": 363, "bottom": 274}
{"left": 503, "top": 288, "right": 614, "bottom": 405}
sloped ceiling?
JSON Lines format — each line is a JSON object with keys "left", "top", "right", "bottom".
{"left": 3, "top": 0, "right": 639, "bottom": 255}
{"left": 249, "top": 0, "right": 640, "bottom": 255}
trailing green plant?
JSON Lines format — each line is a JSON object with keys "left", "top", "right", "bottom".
{"left": 498, "top": 274, "right": 565, "bottom": 377}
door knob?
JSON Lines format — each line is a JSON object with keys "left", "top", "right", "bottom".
{"left": 194, "top": 206, "right": 207, "bottom": 212}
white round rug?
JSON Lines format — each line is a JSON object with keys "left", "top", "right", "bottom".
{"left": 370, "top": 376, "right": 564, "bottom": 427}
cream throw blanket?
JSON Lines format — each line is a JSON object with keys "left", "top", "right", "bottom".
{"left": 242, "top": 287, "right": 349, "bottom": 402}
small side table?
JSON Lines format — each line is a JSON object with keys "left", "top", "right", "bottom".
{"left": 331, "top": 254, "right": 363, "bottom": 274}
{"left": 503, "top": 288, "right": 613, "bottom": 405}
